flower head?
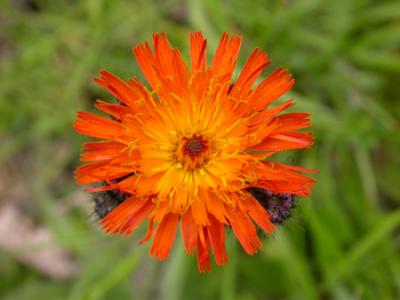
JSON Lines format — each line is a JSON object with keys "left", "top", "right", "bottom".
{"left": 74, "top": 32, "right": 316, "bottom": 272}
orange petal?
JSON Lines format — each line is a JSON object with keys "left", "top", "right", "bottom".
{"left": 74, "top": 112, "right": 128, "bottom": 143}
{"left": 196, "top": 227, "right": 211, "bottom": 273}
{"left": 249, "top": 68, "right": 294, "bottom": 111}
{"left": 225, "top": 205, "right": 262, "bottom": 255}
{"left": 270, "top": 113, "right": 311, "bottom": 134}
{"left": 100, "top": 197, "right": 153, "bottom": 235}
{"left": 153, "top": 33, "right": 190, "bottom": 89}
{"left": 248, "top": 99, "right": 294, "bottom": 127}
{"left": 190, "top": 32, "right": 207, "bottom": 73}
{"left": 85, "top": 184, "right": 118, "bottom": 193}
{"left": 75, "top": 161, "right": 133, "bottom": 185}
{"left": 94, "top": 71, "right": 144, "bottom": 109}
{"left": 117, "top": 200, "right": 155, "bottom": 237}
{"left": 181, "top": 211, "right": 198, "bottom": 255}
{"left": 81, "top": 141, "right": 125, "bottom": 162}
{"left": 205, "top": 191, "right": 227, "bottom": 224}
{"left": 140, "top": 218, "right": 155, "bottom": 245}
{"left": 210, "top": 33, "right": 242, "bottom": 80}
{"left": 133, "top": 42, "right": 159, "bottom": 90}
{"left": 230, "top": 48, "right": 269, "bottom": 99}
{"left": 207, "top": 215, "right": 228, "bottom": 265}
{"left": 251, "top": 132, "right": 313, "bottom": 152}
{"left": 95, "top": 100, "right": 133, "bottom": 120}
{"left": 149, "top": 200, "right": 170, "bottom": 223}
{"left": 255, "top": 180, "right": 313, "bottom": 197}
{"left": 268, "top": 161, "right": 318, "bottom": 173}
{"left": 150, "top": 213, "right": 179, "bottom": 260}
{"left": 239, "top": 195, "right": 275, "bottom": 234}
{"left": 134, "top": 33, "right": 190, "bottom": 97}
{"left": 191, "top": 199, "right": 210, "bottom": 226}
{"left": 253, "top": 162, "right": 317, "bottom": 196}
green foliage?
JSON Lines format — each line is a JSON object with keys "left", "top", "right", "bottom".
{"left": 0, "top": 0, "right": 399, "bottom": 299}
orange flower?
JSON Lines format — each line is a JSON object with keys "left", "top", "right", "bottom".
{"left": 74, "top": 32, "right": 316, "bottom": 272}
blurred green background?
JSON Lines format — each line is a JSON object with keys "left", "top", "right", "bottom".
{"left": 1, "top": 0, "right": 400, "bottom": 299}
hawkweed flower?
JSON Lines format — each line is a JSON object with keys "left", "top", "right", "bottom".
{"left": 74, "top": 32, "right": 316, "bottom": 272}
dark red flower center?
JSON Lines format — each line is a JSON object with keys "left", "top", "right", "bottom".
{"left": 182, "top": 134, "right": 209, "bottom": 160}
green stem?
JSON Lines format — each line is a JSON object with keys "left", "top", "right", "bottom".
{"left": 221, "top": 236, "right": 237, "bottom": 300}
{"left": 160, "top": 234, "right": 188, "bottom": 300}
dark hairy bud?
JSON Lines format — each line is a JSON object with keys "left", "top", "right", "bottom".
{"left": 92, "top": 190, "right": 130, "bottom": 219}
{"left": 247, "top": 188, "right": 296, "bottom": 224}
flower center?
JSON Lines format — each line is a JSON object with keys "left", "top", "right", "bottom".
{"left": 182, "top": 135, "right": 208, "bottom": 159}
{"left": 177, "top": 134, "right": 209, "bottom": 169}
